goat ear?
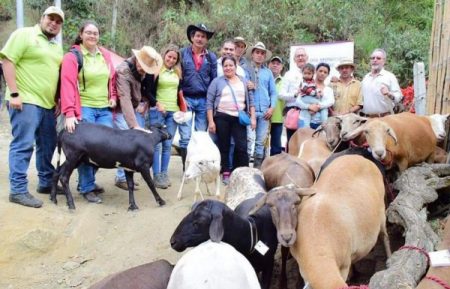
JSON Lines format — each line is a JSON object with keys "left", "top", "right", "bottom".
{"left": 209, "top": 206, "right": 224, "bottom": 242}
{"left": 248, "top": 194, "right": 268, "bottom": 216}
{"left": 295, "top": 188, "right": 316, "bottom": 197}
{"left": 387, "top": 127, "right": 398, "bottom": 145}
{"left": 312, "top": 125, "right": 323, "bottom": 137}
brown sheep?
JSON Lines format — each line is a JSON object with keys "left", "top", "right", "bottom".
{"left": 88, "top": 259, "right": 173, "bottom": 289}
{"left": 261, "top": 152, "right": 315, "bottom": 190}
{"left": 342, "top": 112, "right": 437, "bottom": 172}
{"left": 287, "top": 127, "right": 316, "bottom": 156}
{"left": 252, "top": 154, "right": 391, "bottom": 289}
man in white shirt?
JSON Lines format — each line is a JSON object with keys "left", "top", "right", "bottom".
{"left": 361, "top": 48, "right": 402, "bottom": 117}
{"left": 278, "top": 47, "right": 308, "bottom": 142}
{"left": 217, "top": 40, "right": 246, "bottom": 78}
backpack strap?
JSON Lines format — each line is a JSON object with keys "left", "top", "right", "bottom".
{"left": 70, "top": 48, "right": 85, "bottom": 91}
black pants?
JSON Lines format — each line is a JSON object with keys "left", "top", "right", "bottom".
{"left": 214, "top": 112, "right": 249, "bottom": 172}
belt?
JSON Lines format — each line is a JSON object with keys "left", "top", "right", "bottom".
{"left": 361, "top": 112, "right": 390, "bottom": 118}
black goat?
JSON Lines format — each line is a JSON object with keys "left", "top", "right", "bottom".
{"left": 50, "top": 123, "right": 170, "bottom": 210}
{"left": 170, "top": 197, "right": 278, "bottom": 289}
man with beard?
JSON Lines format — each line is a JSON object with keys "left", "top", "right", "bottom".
{"left": 178, "top": 23, "right": 217, "bottom": 170}
{"left": 0, "top": 6, "right": 64, "bottom": 208}
{"left": 361, "top": 48, "right": 402, "bottom": 117}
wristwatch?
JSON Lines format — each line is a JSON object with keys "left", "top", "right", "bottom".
{"left": 10, "top": 92, "right": 19, "bottom": 98}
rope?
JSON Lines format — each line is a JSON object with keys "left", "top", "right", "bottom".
{"left": 424, "top": 275, "right": 450, "bottom": 289}
{"left": 338, "top": 285, "right": 370, "bottom": 289}
{"left": 379, "top": 149, "right": 394, "bottom": 168}
{"left": 398, "top": 245, "right": 430, "bottom": 265}
{"left": 248, "top": 217, "right": 258, "bottom": 254}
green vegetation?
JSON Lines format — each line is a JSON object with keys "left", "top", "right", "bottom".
{"left": 0, "top": 0, "right": 434, "bottom": 85}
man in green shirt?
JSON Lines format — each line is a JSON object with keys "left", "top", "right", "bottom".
{"left": 0, "top": 6, "right": 64, "bottom": 208}
{"left": 268, "top": 56, "right": 285, "bottom": 155}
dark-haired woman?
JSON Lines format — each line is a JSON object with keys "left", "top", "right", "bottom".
{"left": 60, "top": 20, "right": 117, "bottom": 203}
{"left": 296, "top": 62, "right": 334, "bottom": 129}
{"left": 206, "top": 56, "right": 256, "bottom": 184}
{"left": 149, "top": 44, "right": 183, "bottom": 189}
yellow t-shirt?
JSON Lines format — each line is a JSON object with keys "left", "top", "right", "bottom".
{"left": 0, "top": 25, "right": 63, "bottom": 109}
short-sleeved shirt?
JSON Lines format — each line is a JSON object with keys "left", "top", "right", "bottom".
{"left": 331, "top": 78, "right": 363, "bottom": 114}
{"left": 156, "top": 67, "right": 180, "bottom": 112}
{"left": 78, "top": 45, "right": 110, "bottom": 108}
{"left": 271, "top": 75, "right": 285, "bottom": 123}
{"left": 0, "top": 25, "right": 63, "bottom": 109}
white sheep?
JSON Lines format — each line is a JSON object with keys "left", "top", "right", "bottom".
{"left": 177, "top": 131, "right": 221, "bottom": 201}
{"left": 167, "top": 240, "right": 261, "bottom": 289}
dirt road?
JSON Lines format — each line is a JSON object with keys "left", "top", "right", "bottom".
{"left": 0, "top": 109, "right": 215, "bottom": 289}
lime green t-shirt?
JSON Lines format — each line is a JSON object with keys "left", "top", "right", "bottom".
{"left": 0, "top": 25, "right": 63, "bottom": 109}
{"left": 156, "top": 67, "right": 180, "bottom": 112}
{"left": 271, "top": 75, "right": 285, "bottom": 123}
{"left": 78, "top": 45, "right": 110, "bottom": 108}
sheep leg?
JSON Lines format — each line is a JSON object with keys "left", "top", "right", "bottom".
{"left": 50, "top": 163, "right": 62, "bottom": 205}
{"left": 139, "top": 168, "right": 166, "bottom": 206}
{"left": 194, "top": 177, "right": 204, "bottom": 202}
{"left": 261, "top": 257, "right": 274, "bottom": 289}
{"left": 125, "top": 170, "right": 138, "bottom": 211}
{"left": 214, "top": 174, "right": 221, "bottom": 197}
{"left": 177, "top": 173, "right": 186, "bottom": 200}
{"left": 58, "top": 160, "right": 78, "bottom": 210}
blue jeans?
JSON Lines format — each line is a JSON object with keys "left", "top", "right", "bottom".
{"left": 299, "top": 96, "right": 328, "bottom": 128}
{"left": 248, "top": 112, "right": 270, "bottom": 158}
{"left": 149, "top": 109, "right": 178, "bottom": 174}
{"left": 270, "top": 123, "right": 283, "bottom": 155}
{"left": 78, "top": 107, "right": 113, "bottom": 193}
{"left": 8, "top": 103, "right": 57, "bottom": 195}
{"left": 178, "top": 97, "right": 207, "bottom": 148}
{"left": 114, "top": 112, "right": 145, "bottom": 182}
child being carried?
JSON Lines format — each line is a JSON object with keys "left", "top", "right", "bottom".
{"left": 296, "top": 63, "right": 328, "bottom": 128}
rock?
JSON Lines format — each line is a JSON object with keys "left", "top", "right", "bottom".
{"left": 63, "top": 261, "right": 80, "bottom": 271}
{"left": 19, "top": 229, "right": 56, "bottom": 253}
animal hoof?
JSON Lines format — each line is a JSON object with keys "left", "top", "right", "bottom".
{"left": 128, "top": 205, "right": 139, "bottom": 211}
{"left": 158, "top": 199, "right": 166, "bottom": 206}
{"left": 68, "top": 204, "right": 76, "bottom": 210}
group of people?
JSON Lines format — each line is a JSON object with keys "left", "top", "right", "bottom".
{"left": 0, "top": 5, "right": 402, "bottom": 208}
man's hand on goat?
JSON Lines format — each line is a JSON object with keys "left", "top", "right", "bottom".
{"left": 109, "top": 99, "right": 117, "bottom": 108}
{"left": 65, "top": 117, "right": 79, "bottom": 133}
{"left": 133, "top": 126, "right": 151, "bottom": 133}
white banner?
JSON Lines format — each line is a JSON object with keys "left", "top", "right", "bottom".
{"left": 289, "top": 41, "right": 354, "bottom": 80}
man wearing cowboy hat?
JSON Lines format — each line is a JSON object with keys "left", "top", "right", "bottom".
{"left": 1, "top": 6, "right": 64, "bottom": 208}
{"left": 242, "top": 41, "right": 277, "bottom": 169}
{"left": 233, "top": 36, "right": 248, "bottom": 67}
{"left": 361, "top": 48, "right": 402, "bottom": 117}
{"left": 178, "top": 23, "right": 217, "bottom": 170}
{"left": 330, "top": 59, "right": 363, "bottom": 115}
{"left": 114, "top": 46, "right": 163, "bottom": 190}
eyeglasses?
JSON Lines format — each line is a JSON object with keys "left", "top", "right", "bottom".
{"left": 84, "top": 31, "right": 99, "bottom": 36}
{"left": 370, "top": 56, "right": 383, "bottom": 60}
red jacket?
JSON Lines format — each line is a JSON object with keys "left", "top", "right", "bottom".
{"left": 60, "top": 45, "right": 117, "bottom": 120}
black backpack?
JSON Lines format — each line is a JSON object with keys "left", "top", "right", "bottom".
{"left": 55, "top": 48, "right": 84, "bottom": 102}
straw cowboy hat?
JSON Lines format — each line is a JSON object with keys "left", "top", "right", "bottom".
{"left": 233, "top": 36, "right": 248, "bottom": 50}
{"left": 336, "top": 59, "right": 356, "bottom": 70}
{"left": 132, "top": 46, "right": 163, "bottom": 75}
{"left": 186, "top": 23, "right": 215, "bottom": 43}
{"left": 245, "top": 42, "right": 272, "bottom": 62}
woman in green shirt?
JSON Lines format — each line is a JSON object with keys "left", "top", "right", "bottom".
{"left": 149, "top": 45, "right": 182, "bottom": 189}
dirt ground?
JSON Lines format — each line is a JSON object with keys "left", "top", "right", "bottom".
{"left": 0, "top": 108, "right": 222, "bottom": 289}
